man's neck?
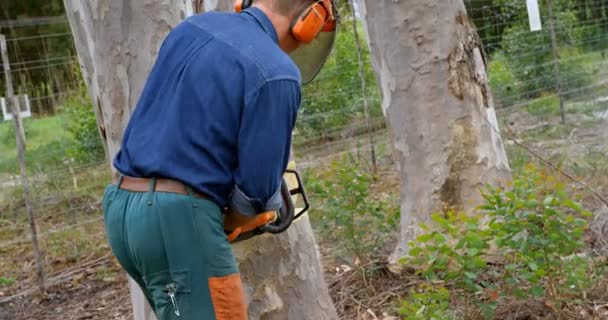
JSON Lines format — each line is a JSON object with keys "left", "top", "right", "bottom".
{"left": 252, "top": 3, "right": 297, "bottom": 53}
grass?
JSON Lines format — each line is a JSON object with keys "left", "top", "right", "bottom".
{"left": 525, "top": 93, "right": 608, "bottom": 118}
{"left": 0, "top": 115, "right": 72, "bottom": 178}
{"left": 0, "top": 163, "right": 109, "bottom": 288}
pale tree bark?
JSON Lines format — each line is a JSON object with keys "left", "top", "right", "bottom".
{"left": 357, "top": 0, "right": 512, "bottom": 272}
{"left": 199, "top": 0, "right": 234, "bottom": 12}
{"left": 63, "top": 1, "right": 337, "bottom": 319}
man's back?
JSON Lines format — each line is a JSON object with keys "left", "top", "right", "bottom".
{"left": 113, "top": 7, "right": 302, "bottom": 210}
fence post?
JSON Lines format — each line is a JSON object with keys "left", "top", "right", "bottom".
{"left": 349, "top": 0, "right": 377, "bottom": 174}
{"left": 0, "top": 37, "right": 26, "bottom": 146}
{"left": 547, "top": 0, "right": 566, "bottom": 124}
{"left": 0, "top": 34, "right": 45, "bottom": 295}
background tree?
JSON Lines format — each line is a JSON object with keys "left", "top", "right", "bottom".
{"left": 62, "top": 1, "right": 338, "bottom": 319}
{"left": 1, "top": 0, "right": 75, "bottom": 115}
{"left": 357, "top": 0, "right": 513, "bottom": 272}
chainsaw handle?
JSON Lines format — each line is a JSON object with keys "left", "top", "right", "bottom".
{"left": 259, "top": 179, "right": 294, "bottom": 234}
{"left": 288, "top": 169, "right": 310, "bottom": 221}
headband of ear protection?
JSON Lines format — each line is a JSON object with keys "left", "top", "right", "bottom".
{"left": 234, "top": 0, "right": 335, "bottom": 44}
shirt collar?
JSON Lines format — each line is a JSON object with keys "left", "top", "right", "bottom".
{"left": 241, "top": 7, "right": 279, "bottom": 44}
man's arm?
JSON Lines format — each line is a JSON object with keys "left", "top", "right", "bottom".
{"left": 230, "top": 79, "right": 301, "bottom": 217}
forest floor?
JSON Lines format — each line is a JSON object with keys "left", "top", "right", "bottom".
{"left": 1, "top": 101, "right": 608, "bottom": 319}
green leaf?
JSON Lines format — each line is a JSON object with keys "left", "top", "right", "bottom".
{"left": 409, "top": 247, "right": 423, "bottom": 257}
{"left": 528, "top": 262, "right": 538, "bottom": 271}
{"left": 563, "top": 199, "right": 584, "bottom": 212}
{"left": 417, "top": 234, "right": 433, "bottom": 243}
{"left": 543, "top": 196, "right": 555, "bottom": 207}
{"left": 433, "top": 233, "right": 447, "bottom": 244}
{"left": 464, "top": 272, "right": 478, "bottom": 280}
{"left": 0, "top": 277, "right": 15, "bottom": 286}
{"left": 513, "top": 287, "right": 526, "bottom": 299}
{"left": 445, "top": 271, "right": 460, "bottom": 280}
{"left": 530, "top": 285, "right": 545, "bottom": 297}
{"left": 468, "top": 248, "right": 480, "bottom": 257}
{"left": 455, "top": 238, "right": 466, "bottom": 250}
{"left": 535, "top": 268, "right": 546, "bottom": 277}
{"left": 525, "top": 200, "right": 539, "bottom": 208}
{"left": 473, "top": 256, "right": 487, "bottom": 268}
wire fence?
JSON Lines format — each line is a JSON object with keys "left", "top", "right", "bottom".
{"left": 1, "top": 0, "right": 608, "bottom": 299}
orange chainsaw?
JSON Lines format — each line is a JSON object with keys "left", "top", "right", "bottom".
{"left": 224, "top": 169, "right": 310, "bottom": 243}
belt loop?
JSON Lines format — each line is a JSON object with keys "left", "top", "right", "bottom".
{"left": 186, "top": 186, "right": 198, "bottom": 208}
{"left": 116, "top": 174, "right": 124, "bottom": 188}
{"left": 110, "top": 172, "right": 124, "bottom": 202}
{"left": 147, "top": 177, "right": 156, "bottom": 206}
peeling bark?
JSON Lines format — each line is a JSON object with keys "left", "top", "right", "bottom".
{"left": 63, "top": 0, "right": 337, "bottom": 319}
{"left": 358, "top": 0, "right": 512, "bottom": 272}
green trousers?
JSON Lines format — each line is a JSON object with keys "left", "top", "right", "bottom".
{"left": 102, "top": 176, "right": 248, "bottom": 320}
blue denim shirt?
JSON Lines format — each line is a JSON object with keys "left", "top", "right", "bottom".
{"left": 113, "top": 7, "right": 302, "bottom": 216}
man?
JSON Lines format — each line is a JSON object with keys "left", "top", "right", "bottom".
{"left": 101, "top": 0, "right": 337, "bottom": 319}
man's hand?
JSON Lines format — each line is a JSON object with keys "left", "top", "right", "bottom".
{"left": 223, "top": 208, "right": 278, "bottom": 242}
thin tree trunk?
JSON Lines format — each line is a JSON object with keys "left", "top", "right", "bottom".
{"left": 358, "top": 0, "right": 512, "bottom": 273}
{"left": 63, "top": 1, "right": 337, "bottom": 319}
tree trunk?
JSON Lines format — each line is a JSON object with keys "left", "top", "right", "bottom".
{"left": 63, "top": 1, "right": 337, "bottom": 319}
{"left": 357, "top": 0, "right": 512, "bottom": 273}
{"left": 200, "top": 0, "right": 234, "bottom": 12}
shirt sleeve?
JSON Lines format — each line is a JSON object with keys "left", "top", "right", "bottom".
{"left": 229, "top": 79, "right": 301, "bottom": 217}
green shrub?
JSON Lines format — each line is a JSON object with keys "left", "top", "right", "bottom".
{"left": 306, "top": 154, "right": 399, "bottom": 261}
{"left": 0, "top": 121, "right": 17, "bottom": 149}
{"left": 500, "top": 8, "right": 592, "bottom": 100}
{"left": 403, "top": 164, "right": 593, "bottom": 317}
{"left": 63, "top": 88, "right": 105, "bottom": 164}
{"left": 0, "top": 276, "right": 15, "bottom": 286}
{"left": 481, "top": 167, "right": 592, "bottom": 304}
{"left": 400, "top": 283, "right": 454, "bottom": 320}
{"left": 526, "top": 93, "right": 560, "bottom": 116}
{"left": 488, "top": 52, "right": 521, "bottom": 107}
{"left": 0, "top": 117, "right": 38, "bottom": 149}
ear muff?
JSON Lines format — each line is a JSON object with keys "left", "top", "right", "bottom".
{"left": 290, "top": 2, "right": 328, "bottom": 44}
{"left": 234, "top": 0, "right": 252, "bottom": 13}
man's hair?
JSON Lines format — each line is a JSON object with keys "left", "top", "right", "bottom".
{"left": 267, "top": 0, "right": 313, "bottom": 16}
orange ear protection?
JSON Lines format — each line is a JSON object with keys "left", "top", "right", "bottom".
{"left": 234, "top": 0, "right": 252, "bottom": 13}
{"left": 234, "top": 0, "right": 335, "bottom": 44}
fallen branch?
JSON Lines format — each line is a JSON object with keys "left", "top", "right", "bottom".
{"left": 0, "top": 251, "right": 112, "bottom": 304}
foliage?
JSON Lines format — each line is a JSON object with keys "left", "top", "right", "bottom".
{"left": 0, "top": 121, "right": 18, "bottom": 149}
{"left": 296, "top": 11, "right": 381, "bottom": 144}
{"left": 0, "top": 276, "right": 15, "bottom": 286}
{"left": 0, "top": 0, "right": 76, "bottom": 115}
{"left": 306, "top": 154, "right": 398, "bottom": 261}
{"left": 63, "top": 88, "right": 105, "bottom": 164}
{"left": 488, "top": 52, "right": 521, "bottom": 107}
{"left": 466, "top": 0, "right": 606, "bottom": 108}
{"left": 481, "top": 166, "right": 592, "bottom": 305}
{"left": 466, "top": 0, "right": 608, "bottom": 52}
{"left": 399, "top": 283, "right": 454, "bottom": 320}
{"left": 403, "top": 164, "right": 594, "bottom": 317}
{"left": 526, "top": 93, "right": 560, "bottom": 116}
{"left": 501, "top": 25, "right": 591, "bottom": 100}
